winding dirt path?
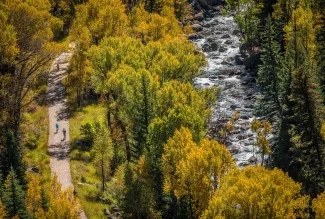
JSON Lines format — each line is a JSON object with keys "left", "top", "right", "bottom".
{"left": 47, "top": 44, "right": 87, "bottom": 219}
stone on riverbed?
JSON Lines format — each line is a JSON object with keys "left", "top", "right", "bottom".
{"left": 194, "top": 12, "right": 204, "bottom": 21}
{"left": 191, "top": 24, "right": 203, "bottom": 32}
{"left": 221, "top": 34, "right": 231, "bottom": 39}
{"left": 188, "top": 34, "right": 199, "bottom": 40}
{"left": 219, "top": 46, "right": 227, "bottom": 52}
{"left": 248, "top": 156, "right": 257, "bottom": 163}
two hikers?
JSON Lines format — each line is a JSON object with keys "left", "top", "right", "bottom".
{"left": 55, "top": 123, "right": 66, "bottom": 141}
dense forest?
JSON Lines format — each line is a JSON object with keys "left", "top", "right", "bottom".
{"left": 1, "top": 0, "right": 325, "bottom": 218}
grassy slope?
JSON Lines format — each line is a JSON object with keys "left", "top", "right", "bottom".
{"left": 22, "top": 105, "right": 51, "bottom": 184}
{"left": 70, "top": 104, "right": 108, "bottom": 219}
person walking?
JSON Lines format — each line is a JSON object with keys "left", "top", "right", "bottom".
{"left": 62, "top": 128, "right": 66, "bottom": 141}
{"left": 57, "top": 63, "right": 59, "bottom": 71}
{"left": 55, "top": 123, "right": 59, "bottom": 134}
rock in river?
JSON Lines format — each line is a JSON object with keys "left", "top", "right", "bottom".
{"left": 191, "top": 24, "right": 203, "bottom": 32}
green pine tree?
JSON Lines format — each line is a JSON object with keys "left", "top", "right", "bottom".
{"left": 132, "top": 72, "right": 153, "bottom": 158}
{"left": 256, "top": 16, "right": 293, "bottom": 169}
{"left": 288, "top": 59, "right": 325, "bottom": 197}
{"left": 256, "top": 15, "right": 284, "bottom": 122}
{"left": 2, "top": 168, "right": 27, "bottom": 219}
{"left": 2, "top": 130, "right": 26, "bottom": 188}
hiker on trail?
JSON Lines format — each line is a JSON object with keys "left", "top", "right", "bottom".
{"left": 57, "top": 63, "right": 59, "bottom": 71}
{"left": 55, "top": 123, "right": 59, "bottom": 134}
{"left": 62, "top": 128, "right": 66, "bottom": 140}
{"left": 73, "top": 189, "right": 77, "bottom": 197}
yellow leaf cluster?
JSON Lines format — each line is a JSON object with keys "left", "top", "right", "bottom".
{"left": 312, "top": 191, "right": 325, "bottom": 219}
{"left": 162, "top": 127, "right": 235, "bottom": 216}
{"left": 251, "top": 119, "right": 272, "bottom": 165}
{"left": 283, "top": 1, "right": 320, "bottom": 60}
{"left": 201, "top": 166, "right": 309, "bottom": 219}
{"left": 25, "top": 174, "right": 81, "bottom": 219}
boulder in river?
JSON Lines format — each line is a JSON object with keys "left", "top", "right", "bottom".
{"left": 188, "top": 34, "right": 199, "bottom": 40}
{"left": 235, "top": 55, "right": 244, "bottom": 65}
{"left": 224, "top": 39, "right": 233, "bottom": 45}
{"left": 248, "top": 156, "right": 257, "bottom": 163}
{"left": 229, "top": 147, "right": 239, "bottom": 154}
{"left": 197, "top": 0, "right": 209, "bottom": 9}
{"left": 219, "top": 46, "right": 227, "bottom": 52}
{"left": 202, "top": 42, "right": 218, "bottom": 52}
{"left": 221, "top": 34, "right": 231, "bottom": 39}
{"left": 191, "top": 24, "right": 203, "bottom": 32}
{"left": 232, "top": 29, "right": 241, "bottom": 36}
{"left": 230, "top": 104, "right": 238, "bottom": 110}
{"left": 210, "top": 42, "right": 218, "bottom": 51}
{"left": 194, "top": 12, "right": 204, "bottom": 21}
{"left": 206, "top": 0, "right": 222, "bottom": 6}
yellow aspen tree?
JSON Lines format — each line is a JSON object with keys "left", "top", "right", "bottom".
{"left": 45, "top": 175, "right": 81, "bottom": 219}
{"left": 251, "top": 119, "right": 272, "bottom": 166}
{"left": 25, "top": 174, "right": 42, "bottom": 219}
{"left": 176, "top": 139, "right": 235, "bottom": 215}
{"left": 162, "top": 127, "right": 196, "bottom": 194}
{"left": 312, "top": 192, "right": 325, "bottom": 219}
{"left": 201, "top": 166, "right": 309, "bottom": 219}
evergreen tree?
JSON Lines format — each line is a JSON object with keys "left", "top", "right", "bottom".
{"left": 282, "top": 2, "right": 325, "bottom": 197}
{"left": 2, "top": 130, "right": 26, "bottom": 188}
{"left": 256, "top": 16, "right": 284, "bottom": 123}
{"left": 132, "top": 72, "right": 154, "bottom": 157}
{"left": 2, "top": 168, "right": 27, "bottom": 219}
{"left": 256, "top": 16, "right": 292, "bottom": 170}
{"left": 289, "top": 60, "right": 325, "bottom": 197}
{"left": 0, "top": 171, "right": 3, "bottom": 198}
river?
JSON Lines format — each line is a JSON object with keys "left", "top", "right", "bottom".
{"left": 192, "top": 10, "right": 260, "bottom": 166}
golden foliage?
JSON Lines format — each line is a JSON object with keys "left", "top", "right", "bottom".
{"left": 251, "top": 119, "right": 272, "bottom": 165}
{"left": 25, "top": 174, "right": 43, "bottom": 218}
{"left": 162, "top": 127, "right": 196, "bottom": 194}
{"left": 201, "top": 166, "right": 309, "bottom": 219}
{"left": 313, "top": 191, "right": 325, "bottom": 219}
{"left": 25, "top": 174, "right": 81, "bottom": 219}
{"left": 283, "top": 1, "right": 320, "bottom": 60}
{"left": 163, "top": 127, "right": 235, "bottom": 215}
{"left": 0, "top": 200, "right": 6, "bottom": 219}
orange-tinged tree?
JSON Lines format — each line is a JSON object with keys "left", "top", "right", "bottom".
{"left": 0, "top": 200, "right": 6, "bottom": 219}
{"left": 25, "top": 174, "right": 43, "bottom": 219}
{"left": 41, "top": 175, "right": 81, "bottom": 219}
{"left": 201, "top": 166, "right": 309, "bottom": 219}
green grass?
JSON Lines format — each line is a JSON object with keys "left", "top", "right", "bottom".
{"left": 22, "top": 105, "right": 51, "bottom": 184}
{"left": 70, "top": 104, "right": 109, "bottom": 219}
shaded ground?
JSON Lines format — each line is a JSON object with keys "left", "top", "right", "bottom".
{"left": 47, "top": 44, "right": 87, "bottom": 219}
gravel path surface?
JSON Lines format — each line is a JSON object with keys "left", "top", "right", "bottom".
{"left": 47, "top": 44, "right": 87, "bottom": 219}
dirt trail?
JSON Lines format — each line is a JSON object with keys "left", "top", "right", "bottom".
{"left": 47, "top": 44, "right": 87, "bottom": 219}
